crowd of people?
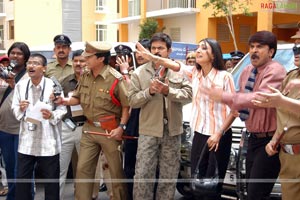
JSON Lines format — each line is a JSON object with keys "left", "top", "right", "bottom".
{"left": 0, "top": 27, "right": 299, "bottom": 200}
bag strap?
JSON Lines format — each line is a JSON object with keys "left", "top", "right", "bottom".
{"left": 194, "top": 143, "right": 219, "bottom": 177}
{"left": 109, "top": 79, "right": 121, "bottom": 107}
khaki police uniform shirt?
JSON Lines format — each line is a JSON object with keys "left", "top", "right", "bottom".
{"left": 45, "top": 60, "right": 73, "bottom": 79}
{"left": 277, "top": 69, "right": 300, "bottom": 144}
{"left": 72, "top": 65, "right": 129, "bottom": 132}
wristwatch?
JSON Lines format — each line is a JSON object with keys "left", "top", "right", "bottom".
{"left": 119, "top": 123, "right": 126, "bottom": 131}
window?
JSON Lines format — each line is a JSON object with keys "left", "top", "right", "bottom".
{"left": 128, "top": 0, "right": 140, "bottom": 16}
{"left": 170, "top": 27, "right": 181, "bottom": 41}
{"left": 96, "top": 24, "right": 107, "bottom": 41}
{"left": 217, "top": 23, "right": 230, "bottom": 42}
{"left": 239, "top": 25, "right": 251, "bottom": 43}
{"left": 9, "top": 20, "right": 14, "bottom": 40}
{"left": 96, "top": 0, "right": 106, "bottom": 11}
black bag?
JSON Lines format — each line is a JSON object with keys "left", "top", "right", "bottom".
{"left": 191, "top": 143, "right": 219, "bottom": 196}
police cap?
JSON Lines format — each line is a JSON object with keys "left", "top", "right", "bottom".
{"left": 230, "top": 50, "right": 245, "bottom": 60}
{"left": 114, "top": 45, "right": 132, "bottom": 56}
{"left": 53, "top": 34, "right": 72, "bottom": 45}
{"left": 82, "top": 41, "right": 112, "bottom": 57}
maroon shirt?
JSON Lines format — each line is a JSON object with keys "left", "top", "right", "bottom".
{"left": 223, "top": 60, "right": 286, "bottom": 133}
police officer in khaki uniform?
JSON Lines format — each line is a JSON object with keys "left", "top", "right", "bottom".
{"left": 57, "top": 41, "right": 129, "bottom": 200}
{"left": 45, "top": 34, "right": 73, "bottom": 79}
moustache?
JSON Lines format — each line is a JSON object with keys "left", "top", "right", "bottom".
{"left": 251, "top": 54, "right": 259, "bottom": 59}
{"left": 154, "top": 53, "right": 161, "bottom": 57}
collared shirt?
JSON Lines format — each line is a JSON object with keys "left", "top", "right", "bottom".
{"left": 277, "top": 69, "right": 300, "bottom": 144}
{"left": 190, "top": 67, "right": 235, "bottom": 136}
{"left": 223, "top": 60, "right": 286, "bottom": 133}
{"left": 45, "top": 59, "right": 73, "bottom": 79}
{"left": 12, "top": 77, "right": 67, "bottom": 156}
{"left": 72, "top": 65, "right": 129, "bottom": 132}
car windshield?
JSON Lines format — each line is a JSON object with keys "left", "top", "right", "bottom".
{"left": 231, "top": 45, "right": 296, "bottom": 90}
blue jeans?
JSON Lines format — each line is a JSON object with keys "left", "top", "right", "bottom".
{"left": 0, "top": 131, "right": 19, "bottom": 200}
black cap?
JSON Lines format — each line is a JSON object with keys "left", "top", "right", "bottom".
{"left": 114, "top": 45, "right": 132, "bottom": 56}
{"left": 230, "top": 50, "right": 245, "bottom": 60}
{"left": 53, "top": 34, "right": 72, "bottom": 45}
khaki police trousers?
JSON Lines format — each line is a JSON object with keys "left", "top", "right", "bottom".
{"left": 75, "top": 132, "right": 127, "bottom": 200}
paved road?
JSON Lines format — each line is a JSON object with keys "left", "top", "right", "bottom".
{"left": 0, "top": 182, "right": 191, "bottom": 200}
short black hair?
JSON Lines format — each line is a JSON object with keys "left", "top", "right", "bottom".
{"left": 138, "top": 39, "right": 150, "bottom": 50}
{"left": 72, "top": 49, "right": 84, "bottom": 60}
{"left": 248, "top": 31, "right": 277, "bottom": 58}
{"left": 95, "top": 52, "right": 111, "bottom": 65}
{"left": 29, "top": 53, "right": 47, "bottom": 66}
{"left": 150, "top": 33, "right": 172, "bottom": 50}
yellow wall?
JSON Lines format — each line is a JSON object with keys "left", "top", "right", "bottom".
{"left": 14, "top": 0, "right": 62, "bottom": 47}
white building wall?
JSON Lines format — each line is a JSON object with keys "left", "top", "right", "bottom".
{"left": 163, "top": 14, "right": 197, "bottom": 43}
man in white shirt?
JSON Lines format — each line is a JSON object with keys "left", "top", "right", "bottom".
{"left": 12, "top": 53, "right": 66, "bottom": 200}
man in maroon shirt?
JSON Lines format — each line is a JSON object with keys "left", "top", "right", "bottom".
{"left": 203, "top": 31, "right": 286, "bottom": 200}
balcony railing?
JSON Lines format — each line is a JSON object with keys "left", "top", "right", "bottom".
{"left": 164, "top": 0, "right": 196, "bottom": 9}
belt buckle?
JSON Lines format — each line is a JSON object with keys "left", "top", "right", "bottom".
{"left": 283, "top": 144, "right": 294, "bottom": 155}
{"left": 93, "top": 122, "right": 101, "bottom": 127}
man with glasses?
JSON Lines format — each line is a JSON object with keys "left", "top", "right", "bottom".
{"left": 12, "top": 53, "right": 66, "bottom": 200}
{"left": 45, "top": 34, "right": 73, "bottom": 79}
{"left": 0, "top": 42, "right": 31, "bottom": 200}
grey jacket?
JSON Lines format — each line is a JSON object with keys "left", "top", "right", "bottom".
{"left": 0, "top": 72, "right": 28, "bottom": 134}
{"left": 128, "top": 62, "right": 192, "bottom": 137}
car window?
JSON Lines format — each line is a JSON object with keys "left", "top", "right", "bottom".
{"left": 232, "top": 46, "right": 295, "bottom": 90}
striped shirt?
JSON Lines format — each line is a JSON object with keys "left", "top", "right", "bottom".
{"left": 190, "top": 67, "right": 235, "bottom": 136}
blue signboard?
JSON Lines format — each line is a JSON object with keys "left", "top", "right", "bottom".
{"left": 170, "top": 42, "right": 198, "bottom": 61}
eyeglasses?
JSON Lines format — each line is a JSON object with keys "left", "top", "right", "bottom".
{"left": 26, "top": 61, "right": 42, "bottom": 67}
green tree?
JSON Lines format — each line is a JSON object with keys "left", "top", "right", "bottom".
{"left": 203, "top": 0, "right": 251, "bottom": 51}
{"left": 138, "top": 18, "right": 165, "bottom": 40}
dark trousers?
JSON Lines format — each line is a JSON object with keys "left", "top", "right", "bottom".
{"left": 0, "top": 131, "right": 18, "bottom": 200}
{"left": 15, "top": 153, "right": 60, "bottom": 200}
{"left": 124, "top": 140, "right": 138, "bottom": 200}
{"left": 191, "top": 130, "right": 232, "bottom": 200}
{"left": 246, "top": 136, "right": 280, "bottom": 200}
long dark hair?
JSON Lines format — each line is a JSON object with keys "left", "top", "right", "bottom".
{"left": 195, "top": 38, "right": 225, "bottom": 71}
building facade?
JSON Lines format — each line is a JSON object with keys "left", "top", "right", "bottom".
{"left": 0, "top": 0, "right": 299, "bottom": 53}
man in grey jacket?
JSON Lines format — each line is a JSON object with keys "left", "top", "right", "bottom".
{"left": 128, "top": 33, "right": 192, "bottom": 200}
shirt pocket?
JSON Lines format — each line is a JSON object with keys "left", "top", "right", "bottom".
{"left": 79, "top": 85, "right": 90, "bottom": 105}
{"left": 94, "top": 90, "right": 111, "bottom": 109}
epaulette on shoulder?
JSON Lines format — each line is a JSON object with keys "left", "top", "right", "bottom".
{"left": 287, "top": 68, "right": 299, "bottom": 75}
{"left": 109, "top": 67, "right": 123, "bottom": 80}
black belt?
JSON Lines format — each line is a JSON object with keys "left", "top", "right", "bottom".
{"left": 247, "top": 131, "right": 275, "bottom": 138}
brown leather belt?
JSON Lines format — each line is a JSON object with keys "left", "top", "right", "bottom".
{"left": 248, "top": 131, "right": 275, "bottom": 138}
{"left": 281, "top": 144, "right": 300, "bottom": 155}
{"left": 87, "top": 119, "right": 101, "bottom": 127}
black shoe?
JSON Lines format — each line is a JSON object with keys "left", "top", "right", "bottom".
{"left": 99, "top": 183, "right": 107, "bottom": 192}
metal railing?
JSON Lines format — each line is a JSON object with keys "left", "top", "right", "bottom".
{"left": 163, "top": 0, "right": 196, "bottom": 9}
